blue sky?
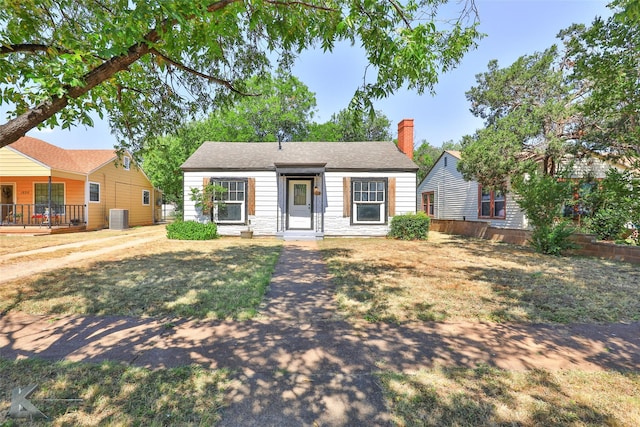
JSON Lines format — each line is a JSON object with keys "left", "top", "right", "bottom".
{"left": 24, "top": 0, "right": 612, "bottom": 150}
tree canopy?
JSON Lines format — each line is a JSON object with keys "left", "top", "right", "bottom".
{"left": 143, "top": 71, "right": 317, "bottom": 203}
{"left": 307, "top": 108, "right": 392, "bottom": 142}
{"left": 458, "top": 47, "right": 583, "bottom": 187}
{"left": 0, "top": 0, "right": 480, "bottom": 150}
{"left": 561, "top": 14, "right": 639, "bottom": 163}
{"left": 458, "top": 1, "right": 639, "bottom": 187}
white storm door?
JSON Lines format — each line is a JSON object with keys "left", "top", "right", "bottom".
{"left": 288, "top": 180, "right": 312, "bottom": 229}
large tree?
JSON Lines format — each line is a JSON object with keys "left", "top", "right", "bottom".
{"left": 143, "top": 71, "right": 317, "bottom": 204}
{"left": 561, "top": 13, "right": 639, "bottom": 163}
{"left": 457, "top": 46, "right": 586, "bottom": 188}
{"left": 307, "top": 108, "right": 392, "bottom": 142}
{"left": 0, "top": 0, "right": 480, "bottom": 150}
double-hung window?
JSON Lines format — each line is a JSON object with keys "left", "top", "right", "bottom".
{"left": 89, "top": 182, "right": 100, "bottom": 203}
{"left": 479, "top": 186, "right": 506, "bottom": 219}
{"left": 212, "top": 179, "right": 246, "bottom": 224}
{"left": 352, "top": 179, "right": 387, "bottom": 224}
{"left": 422, "top": 192, "right": 435, "bottom": 217}
{"left": 142, "top": 190, "right": 150, "bottom": 206}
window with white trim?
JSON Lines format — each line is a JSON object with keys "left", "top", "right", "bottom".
{"left": 212, "top": 179, "right": 246, "bottom": 224}
{"left": 89, "top": 182, "right": 100, "bottom": 203}
{"left": 123, "top": 156, "right": 131, "bottom": 170}
{"left": 352, "top": 179, "right": 387, "bottom": 224}
{"left": 142, "top": 190, "right": 150, "bottom": 206}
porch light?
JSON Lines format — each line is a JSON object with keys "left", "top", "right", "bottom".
{"left": 313, "top": 186, "right": 321, "bottom": 196}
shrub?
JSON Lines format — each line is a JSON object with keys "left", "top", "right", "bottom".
{"left": 529, "top": 221, "right": 578, "bottom": 256}
{"left": 583, "top": 207, "right": 628, "bottom": 241}
{"left": 166, "top": 220, "right": 218, "bottom": 240}
{"left": 388, "top": 212, "right": 430, "bottom": 240}
{"left": 512, "top": 171, "right": 577, "bottom": 255}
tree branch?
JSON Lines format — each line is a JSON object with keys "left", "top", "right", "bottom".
{"left": 0, "top": 0, "right": 240, "bottom": 148}
{"left": 389, "top": 0, "right": 412, "bottom": 29}
{"left": 262, "top": 0, "right": 337, "bottom": 12}
{"left": 0, "top": 44, "right": 66, "bottom": 55}
{"left": 150, "top": 48, "right": 259, "bottom": 96}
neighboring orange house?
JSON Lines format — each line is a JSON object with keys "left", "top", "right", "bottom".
{"left": 0, "top": 136, "right": 160, "bottom": 233}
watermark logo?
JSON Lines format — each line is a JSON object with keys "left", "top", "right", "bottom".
{"left": 9, "top": 384, "right": 47, "bottom": 419}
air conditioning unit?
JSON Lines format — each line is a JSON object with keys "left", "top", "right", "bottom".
{"left": 109, "top": 209, "right": 129, "bottom": 230}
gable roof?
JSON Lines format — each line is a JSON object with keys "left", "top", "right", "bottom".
{"left": 181, "top": 141, "right": 418, "bottom": 171}
{"left": 8, "top": 136, "right": 118, "bottom": 173}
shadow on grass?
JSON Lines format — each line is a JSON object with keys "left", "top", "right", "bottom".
{"left": 2, "top": 244, "right": 282, "bottom": 320}
{"left": 0, "top": 358, "right": 229, "bottom": 426}
{"left": 320, "top": 247, "right": 444, "bottom": 323}
{"left": 460, "top": 262, "right": 640, "bottom": 324}
{"left": 321, "top": 237, "right": 640, "bottom": 325}
{"left": 378, "top": 366, "right": 624, "bottom": 426}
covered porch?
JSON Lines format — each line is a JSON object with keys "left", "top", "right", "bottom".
{"left": 275, "top": 164, "right": 326, "bottom": 240}
{"left": 0, "top": 203, "right": 86, "bottom": 234}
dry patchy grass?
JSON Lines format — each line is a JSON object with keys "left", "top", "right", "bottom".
{"left": 319, "top": 232, "right": 640, "bottom": 324}
{"left": 0, "top": 226, "right": 161, "bottom": 257}
{"left": 1, "top": 236, "right": 282, "bottom": 320}
{"left": 0, "top": 358, "right": 229, "bottom": 426}
{"left": 378, "top": 366, "right": 640, "bottom": 426}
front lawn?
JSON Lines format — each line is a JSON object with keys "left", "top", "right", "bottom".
{"left": 319, "top": 232, "right": 640, "bottom": 324}
{"left": 378, "top": 365, "right": 640, "bottom": 426}
{"left": 1, "top": 238, "right": 282, "bottom": 320}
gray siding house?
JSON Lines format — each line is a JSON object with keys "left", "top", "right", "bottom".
{"left": 417, "top": 150, "right": 527, "bottom": 229}
{"left": 418, "top": 150, "right": 626, "bottom": 230}
{"left": 182, "top": 119, "right": 418, "bottom": 238}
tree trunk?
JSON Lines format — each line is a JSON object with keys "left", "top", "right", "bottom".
{"left": 0, "top": 41, "right": 154, "bottom": 148}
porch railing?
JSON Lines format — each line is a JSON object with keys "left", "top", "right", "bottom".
{"left": 0, "top": 203, "right": 86, "bottom": 227}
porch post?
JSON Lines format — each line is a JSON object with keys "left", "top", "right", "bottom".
{"left": 47, "top": 176, "right": 52, "bottom": 229}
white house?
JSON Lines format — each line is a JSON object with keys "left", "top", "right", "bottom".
{"left": 182, "top": 119, "right": 419, "bottom": 239}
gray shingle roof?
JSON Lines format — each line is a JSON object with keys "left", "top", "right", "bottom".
{"left": 181, "top": 141, "right": 418, "bottom": 171}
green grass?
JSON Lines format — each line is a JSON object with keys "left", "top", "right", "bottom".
{"left": 378, "top": 366, "right": 640, "bottom": 426}
{"left": 1, "top": 240, "right": 282, "bottom": 320}
{"left": 319, "top": 233, "right": 640, "bottom": 324}
{"left": 0, "top": 358, "right": 229, "bottom": 426}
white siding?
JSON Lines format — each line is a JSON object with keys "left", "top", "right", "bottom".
{"left": 183, "top": 171, "right": 277, "bottom": 236}
{"left": 417, "top": 154, "right": 476, "bottom": 221}
{"left": 324, "top": 171, "right": 416, "bottom": 237}
{"left": 417, "top": 153, "right": 527, "bottom": 229}
{"left": 185, "top": 169, "right": 416, "bottom": 237}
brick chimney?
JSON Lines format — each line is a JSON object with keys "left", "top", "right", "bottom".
{"left": 397, "top": 119, "right": 414, "bottom": 159}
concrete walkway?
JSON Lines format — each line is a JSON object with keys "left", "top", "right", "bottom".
{"left": 1, "top": 241, "right": 639, "bottom": 426}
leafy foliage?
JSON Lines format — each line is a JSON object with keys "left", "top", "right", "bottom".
{"left": 166, "top": 220, "right": 218, "bottom": 240}
{"left": 0, "top": 0, "right": 481, "bottom": 149}
{"left": 458, "top": 47, "right": 583, "bottom": 187}
{"left": 388, "top": 212, "right": 430, "bottom": 240}
{"left": 512, "top": 172, "right": 573, "bottom": 229}
{"left": 577, "top": 169, "right": 640, "bottom": 241}
{"left": 143, "top": 72, "right": 316, "bottom": 205}
{"left": 511, "top": 171, "right": 577, "bottom": 255}
{"left": 561, "top": 13, "right": 640, "bottom": 163}
{"left": 307, "top": 108, "right": 392, "bottom": 142}
{"left": 528, "top": 222, "right": 577, "bottom": 256}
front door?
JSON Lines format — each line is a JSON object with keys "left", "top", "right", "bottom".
{"left": 287, "top": 179, "right": 312, "bottom": 229}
